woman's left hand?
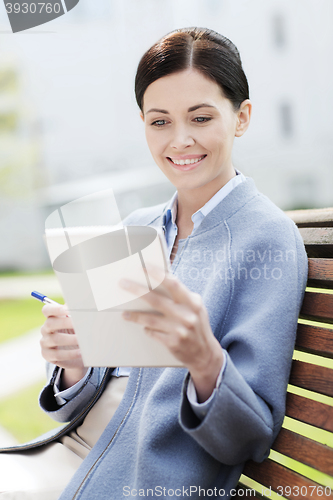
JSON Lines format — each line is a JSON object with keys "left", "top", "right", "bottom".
{"left": 120, "top": 265, "right": 224, "bottom": 403}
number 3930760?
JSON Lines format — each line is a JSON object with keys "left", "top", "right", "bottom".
{"left": 5, "top": 3, "right": 61, "bottom": 14}
{"left": 277, "top": 486, "right": 332, "bottom": 497}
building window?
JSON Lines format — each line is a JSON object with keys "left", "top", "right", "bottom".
{"left": 280, "top": 103, "right": 293, "bottom": 138}
{"left": 273, "top": 14, "right": 286, "bottom": 48}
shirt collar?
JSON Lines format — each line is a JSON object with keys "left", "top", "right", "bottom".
{"left": 162, "top": 169, "right": 245, "bottom": 231}
{"left": 162, "top": 190, "right": 178, "bottom": 229}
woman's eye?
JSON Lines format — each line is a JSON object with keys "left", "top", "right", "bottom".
{"left": 194, "top": 117, "right": 211, "bottom": 123}
{"left": 151, "top": 119, "right": 167, "bottom": 127}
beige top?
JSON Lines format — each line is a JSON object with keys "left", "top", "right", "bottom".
{"left": 60, "top": 376, "right": 128, "bottom": 459}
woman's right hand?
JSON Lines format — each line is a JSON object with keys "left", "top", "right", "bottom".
{"left": 40, "top": 303, "right": 88, "bottom": 389}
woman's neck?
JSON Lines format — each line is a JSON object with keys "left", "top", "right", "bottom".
{"left": 176, "top": 169, "right": 236, "bottom": 230}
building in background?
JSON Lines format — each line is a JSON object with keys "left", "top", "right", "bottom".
{"left": 0, "top": 0, "right": 332, "bottom": 270}
{"left": 0, "top": 49, "right": 47, "bottom": 269}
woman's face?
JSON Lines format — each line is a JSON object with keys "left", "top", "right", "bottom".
{"left": 141, "top": 69, "right": 251, "bottom": 195}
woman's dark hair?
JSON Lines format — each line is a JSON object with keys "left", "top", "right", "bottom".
{"left": 135, "top": 27, "right": 249, "bottom": 113}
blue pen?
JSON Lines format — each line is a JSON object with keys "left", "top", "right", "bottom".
{"left": 31, "top": 291, "right": 61, "bottom": 305}
{"left": 31, "top": 291, "right": 72, "bottom": 330}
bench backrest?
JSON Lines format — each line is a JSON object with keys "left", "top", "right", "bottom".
{"left": 239, "top": 208, "right": 333, "bottom": 500}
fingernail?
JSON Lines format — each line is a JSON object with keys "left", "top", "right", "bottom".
{"left": 145, "top": 263, "right": 162, "bottom": 275}
{"left": 123, "top": 311, "right": 131, "bottom": 319}
{"left": 119, "top": 279, "right": 131, "bottom": 289}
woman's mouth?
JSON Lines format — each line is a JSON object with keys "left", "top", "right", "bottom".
{"left": 167, "top": 155, "right": 207, "bottom": 170}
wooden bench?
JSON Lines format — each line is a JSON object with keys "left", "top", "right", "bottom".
{"left": 238, "top": 208, "right": 333, "bottom": 500}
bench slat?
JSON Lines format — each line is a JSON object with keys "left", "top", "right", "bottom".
{"left": 243, "top": 459, "right": 329, "bottom": 500}
{"left": 296, "top": 323, "right": 333, "bottom": 358}
{"left": 286, "top": 392, "right": 333, "bottom": 432}
{"left": 308, "top": 258, "right": 333, "bottom": 281}
{"left": 289, "top": 360, "right": 333, "bottom": 397}
{"left": 297, "top": 228, "right": 333, "bottom": 258}
{"left": 271, "top": 428, "right": 333, "bottom": 476}
{"left": 307, "top": 258, "right": 333, "bottom": 289}
{"left": 299, "top": 227, "right": 333, "bottom": 245}
{"left": 286, "top": 208, "right": 333, "bottom": 227}
{"left": 300, "top": 291, "right": 333, "bottom": 324}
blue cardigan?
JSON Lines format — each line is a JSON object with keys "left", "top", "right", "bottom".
{"left": 3, "top": 178, "right": 308, "bottom": 499}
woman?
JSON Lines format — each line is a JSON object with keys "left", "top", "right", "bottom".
{"left": 0, "top": 27, "right": 307, "bottom": 499}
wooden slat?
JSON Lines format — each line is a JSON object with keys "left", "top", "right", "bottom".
{"left": 299, "top": 228, "right": 333, "bottom": 258}
{"left": 289, "top": 360, "right": 333, "bottom": 397}
{"left": 286, "top": 392, "right": 333, "bottom": 432}
{"left": 308, "top": 258, "right": 333, "bottom": 289}
{"left": 243, "top": 459, "right": 331, "bottom": 500}
{"left": 296, "top": 323, "right": 333, "bottom": 358}
{"left": 271, "top": 428, "right": 333, "bottom": 476}
{"left": 299, "top": 228, "right": 333, "bottom": 245}
{"left": 308, "top": 258, "right": 333, "bottom": 281}
{"left": 300, "top": 291, "right": 333, "bottom": 324}
{"left": 286, "top": 208, "right": 333, "bottom": 228}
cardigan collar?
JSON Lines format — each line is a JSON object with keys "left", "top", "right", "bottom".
{"left": 157, "top": 177, "right": 259, "bottom": 236}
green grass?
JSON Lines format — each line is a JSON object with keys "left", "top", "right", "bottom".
{"left": 0, "top": 380, "right": 60, "bottom": 443}
{"left": 0, "top": 293, "right": 65, "bottom": 443}
{"left": 0, "top": 296, "right": 64, "bottom": 344}
{"left": 0, "top": 269, "right": 54, "bottom": 278}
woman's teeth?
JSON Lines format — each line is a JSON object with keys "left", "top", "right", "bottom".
{"left": 170, "top": 155, "right": 205, "bottom": 165}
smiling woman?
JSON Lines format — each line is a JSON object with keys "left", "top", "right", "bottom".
{"left": 0, "top": 28, "right": 308, "bottom": 500}
{"left": 141, "top": 69, "right": 251, "bottom": 207}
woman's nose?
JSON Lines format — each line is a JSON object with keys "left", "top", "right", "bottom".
{"left": 170, "top": 126, "right": 195, "bottom": 150}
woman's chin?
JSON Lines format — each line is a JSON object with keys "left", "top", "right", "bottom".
{"left": 157, "top": 164, "right": 206, "bottom": 190}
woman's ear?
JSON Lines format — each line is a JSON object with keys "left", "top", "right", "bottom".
{"left": 140, "top": 112, "right": 144, "bottom": 122}
{"left": 235, "top": 99, "right": 252, "bottom": 137}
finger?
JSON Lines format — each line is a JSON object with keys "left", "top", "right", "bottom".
{"left": 41, "top": 316, "right": 74, "bottom": 336}
{"left": 120, "top": 279, "right": 198, "bottom": 328}
{"left": 125, "top": 300, "right": 197, "bottom": 330}
{"left": 144, "top": 263, "right": 166, "bottom": 282}
{"left": 161, "top": 275, "right": 203, "bottom": 312}
{"left": 123, "top": 310, "right": 179, "bottom": 334}
{"left": 120, "top": 278, "right": 172, "bottom": 314}
{"left": 41, "top": 331, "right": 80, "bottom": 349}
{"left": 145, "top": 264, "right": 202, "bottom": 311}
{"left": 42, "top": 303, "right": 68, "bottom": 319}
{"left": 42, "top": 345, "right": 83, "bottom": 366}
{"left": 142, "top": 326, "right": 188, "bottom": 355}
{"left": 123, "top": 311, "right": 196, "bottom": 352}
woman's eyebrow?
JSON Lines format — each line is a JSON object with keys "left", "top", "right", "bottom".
{"left": 146, "top": 108, "right": 169, "bottom": 115}
{"left": 146, "top": 103, "right": 216, "bottom": 115}
{"left": 187, "top": 103, "right": 216, "bottom": 112}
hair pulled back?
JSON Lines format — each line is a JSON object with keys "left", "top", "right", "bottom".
{"left": 135, "top": 27, "right": 249, "bottom": 113}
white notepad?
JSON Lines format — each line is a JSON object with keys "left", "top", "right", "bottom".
{"left": 44, "top": 225, "right": 184, "bottom": 367}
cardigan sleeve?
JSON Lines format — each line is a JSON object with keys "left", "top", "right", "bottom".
{"left": 179, "top": 218, "right": 308, "bottom": 465}
{"left": 39, "top": 364, "right": 107, "bottom": 423}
